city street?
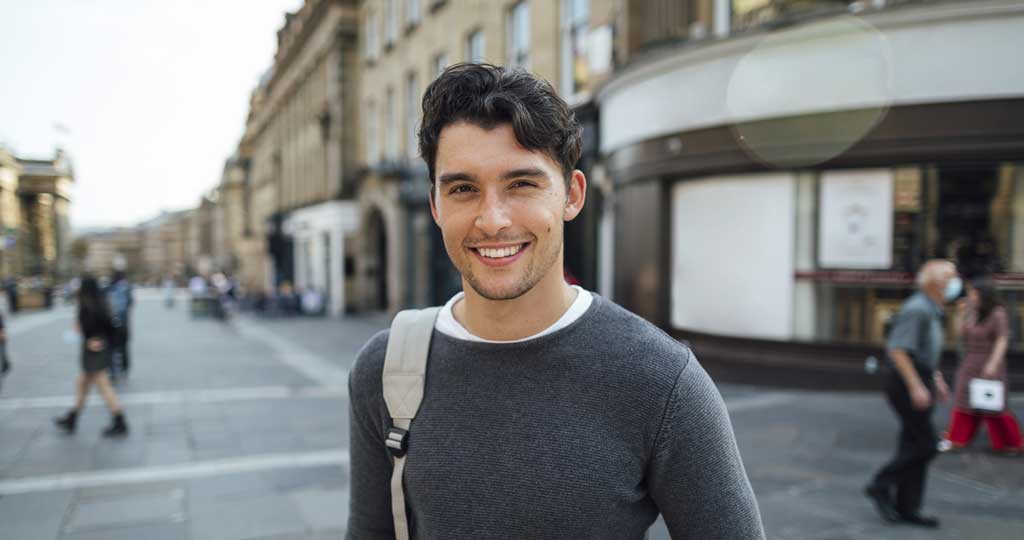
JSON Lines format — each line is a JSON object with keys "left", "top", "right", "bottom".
{"left": 0, "top": 291, "right": 1021, "bottom": 540}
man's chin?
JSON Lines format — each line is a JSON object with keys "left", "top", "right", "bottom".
{"left": 465, "top": 279, "right": 533, "bottom": 302}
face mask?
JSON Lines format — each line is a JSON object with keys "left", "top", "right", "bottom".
{"left": 944, "top": 277, "right": 963, "bottom": 302}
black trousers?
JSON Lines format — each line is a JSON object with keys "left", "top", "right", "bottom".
{"left": 871, "top": 369, "right": 939, "bottom": 515}
{"left": 111, "top": 318, "right": 130, "bottom": 372}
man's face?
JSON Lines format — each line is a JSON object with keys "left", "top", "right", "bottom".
{"left": 430, "top": 121, "right": 585, "bottom": 301}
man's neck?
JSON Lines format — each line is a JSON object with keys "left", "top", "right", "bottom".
{"left": 454, "top": 271, "right": 578, "bottom": 341}
{"left": 922, "top": 286, "right": 944, "bottom": 308}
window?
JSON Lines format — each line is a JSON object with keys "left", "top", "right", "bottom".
{"left": 406, "top": 0, "right": 421, "bottom": 28}
{"left": 384, "top": 0, "right": 397, "bottom": 47}
{"left": 366, "top": 101, "right": 378, "bottom": 164}
{"left": 466, "top": 29, "right": 485, "bottom": 63}
{"left": 560, "top": 0, "right": 589, "bottom": 96}
{"left": 406, "top": 72, "right": 419, "bottom": 160}
{"left": 433, "top": 52, "right": 449, "bottom": 78}
{"left": 365, "top": 10, "right": 380, "bottom": 61}
{"left": 507, "top": 2, "right": 530, "bottom": 69}
{"left": 385, "top": 86, "right": 398, "bottom": 160}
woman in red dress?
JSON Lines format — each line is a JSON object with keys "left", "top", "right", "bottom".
{"left": 944, "top": 278, "right": 1022, "bottom": 454}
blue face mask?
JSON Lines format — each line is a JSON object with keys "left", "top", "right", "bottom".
{"left": 944, "top": 277, "right": 963, "bottom": 302}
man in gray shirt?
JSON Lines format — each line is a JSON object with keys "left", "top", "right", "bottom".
{"left": 346, "top": 63, "right": 764, "bottom": 539}
{"left": 866, "top": 259, "right": 958, "bottom": 528}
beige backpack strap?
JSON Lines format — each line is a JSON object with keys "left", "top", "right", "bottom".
{"left": 382, "top": 307, "right": 441, "bottom": 540}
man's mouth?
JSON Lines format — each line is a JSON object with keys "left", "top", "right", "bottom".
{"left": 474, "top": 244, "right": 527, "bottom": 259}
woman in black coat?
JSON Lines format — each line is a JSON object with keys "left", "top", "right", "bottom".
{"left": 53, "top": 276, "right": 128, "bottom": 436}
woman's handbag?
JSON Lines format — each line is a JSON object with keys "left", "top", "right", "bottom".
{"left": 968, "top": 378, "right": 1005, "bottom": 412}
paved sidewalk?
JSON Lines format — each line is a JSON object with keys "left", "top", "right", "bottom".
{"left": 0, "top": 293, "right": 1021, "bottom": 539}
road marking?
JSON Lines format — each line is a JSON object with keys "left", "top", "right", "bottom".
{"left": 233, "top": 319, "right": 349, "bottom": 387}
{"left": 0, "top": 449, "right": 349, "bottom": 495}
{"left": 6, "top": 306, "right": 74, "bottom": 337}
{"left": 725, "top": 393, "right": 795, "bottom": 413}
{"left": 0, "top": 385, "right": 345, "bottom": 411}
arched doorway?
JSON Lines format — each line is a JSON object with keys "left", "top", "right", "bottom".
{"left": 365, "top": 208, "right": 389, "bottom": 311}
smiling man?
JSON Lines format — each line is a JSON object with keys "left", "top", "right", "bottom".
{"left": 346, "top": 63, "right": 764, "bottom": 540}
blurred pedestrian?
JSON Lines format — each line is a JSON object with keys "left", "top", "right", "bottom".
{"left": 866, "top": 260, "right": 958, "bottom": 528}
{"left": 162, "top": 276, "right": 176, "bottom": 308}
{"left": 943, "top": 277, "right": 1022, "bottom": 454}
{"left": 0, "top": 310, "right": 9, "bottom": 389}
{"left": 107, "top": 270, "right": 134, "bottom": 379}
{"left": 52, "top": 276, "right": 129, "bottom": 437}
{"left": 5, "top": 277, "right": 18, "bottom": 313}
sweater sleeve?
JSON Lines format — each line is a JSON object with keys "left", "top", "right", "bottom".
{"left": 648, "top": 352, "right": 765, "bottom": 539}
{"left": 346, "top": 331, "right": 398, "bottom": 540}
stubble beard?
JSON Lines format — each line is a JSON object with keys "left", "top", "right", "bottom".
{"left": 457, "top": 234, "right": 563, "bottom": 301}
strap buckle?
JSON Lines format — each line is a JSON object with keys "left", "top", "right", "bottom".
{"left": 385, "top": 426, "right": 409, "bottom": 457}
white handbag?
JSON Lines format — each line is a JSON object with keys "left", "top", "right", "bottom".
{"left": 968, "top": 378, "right": 1005, "bottom": 412}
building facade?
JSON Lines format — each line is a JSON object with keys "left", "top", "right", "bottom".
{"left": 240, "top": 0, "right": 361, "bottom": 316}
{"left": 597, "top": 0, "right": 1024, "bottom": 383}
{"left": 355, "top": 0, "right": 617, "bottom": 312}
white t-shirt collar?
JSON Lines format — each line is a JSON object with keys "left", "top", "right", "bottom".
{"left": 435, "top": 285, "right": 593, "bottom": 343}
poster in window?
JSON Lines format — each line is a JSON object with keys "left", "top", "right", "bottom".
{"left": 818, "top": 170, "right": 893, "bottom": 269}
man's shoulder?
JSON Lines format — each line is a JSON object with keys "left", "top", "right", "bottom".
{"left": 349, "top": 329, "right": 390, "bottom": 395}
{"left": 585, "top": 297, "right": 694, "bottom": 378}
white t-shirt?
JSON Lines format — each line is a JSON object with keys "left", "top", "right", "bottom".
{"left": 435, "top": 286, "right": 593, "bottom": 343}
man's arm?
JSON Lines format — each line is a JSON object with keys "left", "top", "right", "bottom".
{"left": 648, "top": 353, "right": 765, "bottom": 540}
{"left": 346, "top": 332, "right": 397, "bottom": 540}
{"left": 887, "top": 348, "right": 934, "bottom": 410}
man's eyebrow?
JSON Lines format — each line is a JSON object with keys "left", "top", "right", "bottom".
{"left": 437, "top": 172, "right": 476, "bottom": 185}
{"left": 500, "top": 167, "right": 547, "bottom": 181}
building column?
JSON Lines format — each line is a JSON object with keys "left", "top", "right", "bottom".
{"left": 330, "top": 229, "right": 345, "bottom": 317}
{"left": 793, "top": 172, "right": 817, "bottom": 340}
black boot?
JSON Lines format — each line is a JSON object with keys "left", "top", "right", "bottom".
{"left": 102, "top": 413, "right": 128, "bottom": 437}
{"left": 53, "top": 410, "right": 78, "bottom": 434}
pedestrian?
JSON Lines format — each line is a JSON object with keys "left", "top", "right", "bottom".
{"left": 107, "top": 270, "right": 133, "bottom": 379}
{"left": 0, "top": 310, "right": 9, "bottom": 390}
{"left": 346, "top": 63, "right": 764, "bottom": 540}
{"left": 866, "top": 259, "right": 958, "bottom": 528}
{"left": 943, "top": 277, "right": 1022, "bottom": 454}
{"left": 53, "top": 275, "right": 129, "bottom": 437}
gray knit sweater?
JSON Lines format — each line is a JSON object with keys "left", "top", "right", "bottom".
{"left": 346, "top": 295, "right": 764, "bottom": 540}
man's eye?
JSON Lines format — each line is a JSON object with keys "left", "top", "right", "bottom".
{"left": 510, "top": 181, "right": 535, "bottom": 189}
{"left": 449, "top": 185, "right": 474, "bottom": 195}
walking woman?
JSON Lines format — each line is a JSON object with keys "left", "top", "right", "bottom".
{"left": 53, "top": 276, "right": 128, "bottom": 437}
{"left": 944, "top": 277, "right": 1021, "bottom": 454}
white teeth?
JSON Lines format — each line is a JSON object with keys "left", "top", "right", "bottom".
{"left": 477, "top": 245, "right": 523, "bottom": 259}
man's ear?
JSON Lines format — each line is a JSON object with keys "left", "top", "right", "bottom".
{"left": 563, "top": 169, "right": 586, "bottom": 222}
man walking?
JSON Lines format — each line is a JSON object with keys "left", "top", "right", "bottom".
{"left": 866, "top": 259, "right": 959, "bottom": 528}
{"left": 346, "top": 64, "right": 764, "bottom": 539}
{"left": 107, "top": 270, "right": 133, "bottom": 378}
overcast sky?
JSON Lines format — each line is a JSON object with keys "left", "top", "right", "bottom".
{"left": 0, "top": 0, "right": 303, "bottom": 230}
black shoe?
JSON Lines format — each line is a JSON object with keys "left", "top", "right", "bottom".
{"left": 102, "top": 413, "right": 128, "bottom": 437}
{"left": 53, "top": 410, "right": 78, "bottom": 434}
{"left": 900, "top": 513, "right": 940, "bottom": 528}
{"left": 864, "top": 484, "right": 901, "bottom": 523}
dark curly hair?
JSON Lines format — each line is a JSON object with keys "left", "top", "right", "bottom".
{"left": 418, "top": 63, "right": 582, "bottom": 186}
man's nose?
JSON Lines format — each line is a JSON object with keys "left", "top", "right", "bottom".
{"left": 474, "top": 193, "right": 512, "bottom": 236}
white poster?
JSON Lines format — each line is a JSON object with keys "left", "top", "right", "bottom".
{"left": 818, "top": 170, "right": 893, "bottom": 269}
{"left": 672, "top": 174, "right": 795, "bottom": 339}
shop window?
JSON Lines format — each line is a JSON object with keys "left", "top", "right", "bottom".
{"left": 507, "top": 2, "right": 530, "bottom": 69}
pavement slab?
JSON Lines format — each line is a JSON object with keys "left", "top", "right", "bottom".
{"left": 2, "top": 293, "right": 1022, "bottom": 539}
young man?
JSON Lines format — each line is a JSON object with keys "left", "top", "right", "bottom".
{"left": 866, "top": 259, "right": 958, "bottom": 528}
{"left": 347, "top": 63, "right": 764, "bottom": 540}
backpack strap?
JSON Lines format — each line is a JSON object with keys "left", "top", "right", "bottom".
{"left": 382, "top": 307, "right": 441, "bottom": 540}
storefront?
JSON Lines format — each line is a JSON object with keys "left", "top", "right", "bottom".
{"left": 283, "top": 200, "right": 360, "bottom": 317}
{"left": 597, "top": 1, "right": 1024, "bottom": 385}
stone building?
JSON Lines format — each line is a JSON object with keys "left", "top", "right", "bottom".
{"left": 138, "top": 209, "right": 191, "bottom": 284}
{"left": 239, "top": 0, "right": 361, "bottom": 315}
{"left": 595, "top": 0, "right": 1024, "bottom": 384}
{"left": 0, "top": 147, "right": 22, "bottom": 279}
{"left": 0, "top": 147, "right": 75, "bottom": 281}
{"left": 354, "top": 0, "right": 617, "bottom": 312}
{"left": 78, "top": 227, "right": 143, "bottom": 278}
